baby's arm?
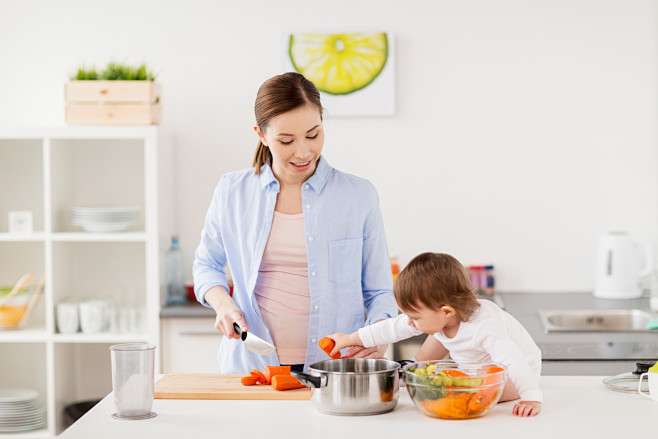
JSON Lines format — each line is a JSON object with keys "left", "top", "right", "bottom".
{"left": 415, "top": 336, "right": 449, "bottom": 361}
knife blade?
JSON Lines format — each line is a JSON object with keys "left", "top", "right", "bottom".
{"left": 233, "top": 323, "right": 276, "bottom": 356}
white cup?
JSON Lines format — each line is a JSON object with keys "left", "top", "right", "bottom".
{"left": 56, "top": 301, "right": 79, "bottom": 334}
{"left": 79, "top": 300, "right": 107, "bottom": 334}
{"left": 638, "top": 371, "right": 658, "bottom": 401}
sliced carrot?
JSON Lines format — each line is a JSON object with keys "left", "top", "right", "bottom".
{"left": 467, "top": 366, "right": 505, "bottom": 412}
{"left": 250, "top": 369, "right": 267, "bottom": 384}
{"left": 241, "top": 375, "right": 259, "bottom": 386}
{"left": 263, "top": 365, "right": 291, "bottom": 385}
{"left": 318, "top": 337, "right": 341, "bottom": 359}
{"left": 271, "top": 375, "right": 305, "bottom": 391}
{"left": 483, "top": 366, "right": 504, "bottom": 385}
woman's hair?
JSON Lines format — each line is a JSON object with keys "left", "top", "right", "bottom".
{"left": 393, "top": 252, "right": 480, "bottom": 321}
{"left": 252, "top": 72, "right": 323, "bottom": 174}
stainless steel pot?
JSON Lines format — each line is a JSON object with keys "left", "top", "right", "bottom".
{"left": 291, "top": 358, "right": 402, "bottom": 416}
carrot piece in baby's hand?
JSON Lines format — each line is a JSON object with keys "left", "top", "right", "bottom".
{"left": 263, "top": 366, "right": 291, "bottom": 385}
{"left": 250, "top": 369, "right": 267, "bottom": 384}
{"left": 241, "top": 375, "right": 259, "bottom": 386}
{"left": 318, "top": 337, "right": 341, "bottom": 359}
{"left": 271, "top": 375, "right": 306, "bottom": 391}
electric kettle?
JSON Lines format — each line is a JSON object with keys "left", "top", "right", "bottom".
{"left": 594, "top": 231, "right": 653, "bottom": 299}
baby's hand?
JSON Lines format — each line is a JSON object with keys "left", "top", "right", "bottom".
{"left": 326, "top": 332, "right": 362, "bottom": 357}
{"left": 512, "top": 400, "right": 541, "bottom": 417}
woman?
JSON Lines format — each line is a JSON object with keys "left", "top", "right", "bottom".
{"left": 193, "top": 72, "right": 397, "bottom": 373}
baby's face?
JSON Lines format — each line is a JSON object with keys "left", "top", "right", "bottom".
{"left": 404, "top": 304, "right": 452, "bottom": 334}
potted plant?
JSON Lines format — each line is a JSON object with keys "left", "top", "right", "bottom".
{"left": 65, "top": 62, "right": 161, "bottom": 125}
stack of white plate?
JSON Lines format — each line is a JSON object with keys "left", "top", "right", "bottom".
{"left": 0, "top": 388, "right": 47, "bottom": 433}
{"left": 70, "top": 206, "right": 140, "bottom": 233}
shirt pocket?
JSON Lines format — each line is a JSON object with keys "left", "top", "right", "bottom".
{"left": 328, "top": 238, "right": 362, "bottom": 286}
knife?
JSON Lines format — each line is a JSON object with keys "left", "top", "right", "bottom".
{"left": 233, "top": 323, "right": 276, "bottom": 355}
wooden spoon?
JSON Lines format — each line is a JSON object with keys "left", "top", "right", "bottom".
{"left": 19, "top": 275, "right": 45, "bottom": 328}
{"left": 0, "top": 273, "right": 35, "bottom": 308}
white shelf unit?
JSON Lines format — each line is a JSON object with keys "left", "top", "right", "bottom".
{"left": 0, "top": 126, "right": 172, "bottom": 437}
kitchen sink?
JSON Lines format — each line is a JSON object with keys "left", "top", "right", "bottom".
{"left": 539, "top": 309, "right": 657, "bottom": 332}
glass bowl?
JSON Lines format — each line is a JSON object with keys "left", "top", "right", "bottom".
{"left": 0, "top": 286, "right": 31, "bottom": 328}
{"left": 402, "top": 360, "right": 507, "bottom": 419}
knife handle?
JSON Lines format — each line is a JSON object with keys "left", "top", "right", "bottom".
{"left": 233, "top": 322, "right": 247, "bottom": 341}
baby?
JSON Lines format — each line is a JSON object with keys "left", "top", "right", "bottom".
{"left": 329, "top": 252, "right": 542, "bottom": 417}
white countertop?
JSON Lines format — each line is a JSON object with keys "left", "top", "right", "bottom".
{"left": 59, "top": 376, "right": 655, "bottom": 438}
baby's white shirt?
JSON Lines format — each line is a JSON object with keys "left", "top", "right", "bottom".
{"left": 358, "top": 299, "right": 543, "bottom": 402}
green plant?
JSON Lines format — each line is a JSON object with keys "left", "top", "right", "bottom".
{"left": 73, "top": 66, "right": 99, "bottom": 80}
{"left": 72, "top": 62, "right": 155, "bottom": 81}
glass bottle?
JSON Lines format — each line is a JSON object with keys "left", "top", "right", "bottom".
{"left": 165, "top": 236, "right": 186, "bottom": 305}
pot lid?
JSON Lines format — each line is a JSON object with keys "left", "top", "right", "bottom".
{"left": 603, "top": 361, "right": 655, "bottom": 393}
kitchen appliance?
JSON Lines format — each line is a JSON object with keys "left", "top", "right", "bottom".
{"left": 110, "top": 343, "right": 157, "bottom": 420}
{"left": 154, "top": 374, "right": 310, "bottom": 400}
{"left": 232, "top": 323, "right": 275, "bottom": 355}
{"left": 291, "top": 358, "right": 402, "bottom": 415}
{"left": 593, "top": 232, "right": 653, "bottom": 299}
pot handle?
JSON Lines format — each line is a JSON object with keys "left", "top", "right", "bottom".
{"left": 397, "top": 359, "right": 414, "bottom": 378}
{"left": 291, "top": 371, "right": 327, "bottom": 389}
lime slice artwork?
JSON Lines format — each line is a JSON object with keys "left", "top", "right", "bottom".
{"left": 289, "top": 33, "right": 389, "bottom": 95}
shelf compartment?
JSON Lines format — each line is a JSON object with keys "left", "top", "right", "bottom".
{"left": 0, "top": 343, "right": 48, "bottom": 434}
{"left": 51, "top": 242, "right": 145, "bottom": 306}
{"left": 0, "top": 139, "right": 44, "bottom": 234}
{"left": 0, "top": 242, "right": 46, "bottom": 331}
{"left": 50, "top": 138, "right": 145, "bottom": 234}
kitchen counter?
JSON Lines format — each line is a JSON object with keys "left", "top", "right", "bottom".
{"left": 59, "top": 376, "right": 654, "bottom": 438}
{"left": 159, "top": 301, "right": 214, "bottom": 319}
{"left": 499, "top": 292, "right": 658, "bottom": 376}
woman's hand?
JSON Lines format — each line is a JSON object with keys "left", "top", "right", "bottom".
{"left": 342, "top": 344, "right": 388, "bottom": 359}
{"left": 204, "top": 286, "right": 247, "bottom": 339}
{"left": 512, "top": 401, "right": 542, "bottom": 417}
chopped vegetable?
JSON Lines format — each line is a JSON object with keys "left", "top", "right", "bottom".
{"left": 318, "top": 337, "right": 341, "bottom": 359}
{"left": 263, "top": 365, "right": 291, "bottom": 385}
{"left": 240, "top": 375, "right": 259, "bottom": 386}
{"left": 250, "top": 369, "right": 267, "bottom": 384}
{"left": 421, "top": 393, "right": 472, "bottom": 419}
{"left": 271, "top": 375, "right": 306, "bottom": 391}
{"left": 442, "top": 369, "right": 468, "bottom": 377}
{"left": 467, "top": 366, "right": 505, "bottom": 412}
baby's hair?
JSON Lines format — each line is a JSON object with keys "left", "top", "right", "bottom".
{"left": 393, "top": 252, "right": 480, "bottom": 321}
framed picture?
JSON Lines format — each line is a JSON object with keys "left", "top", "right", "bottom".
{"left": 283, "top": 31, "right": 396, "bottom": 117}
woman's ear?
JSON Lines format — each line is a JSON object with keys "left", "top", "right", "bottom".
{"left": 254, "top": 125, "right": 267, "bottom": 146}
{"left": 440, "top": 305, "right": 456, "bottom": 317}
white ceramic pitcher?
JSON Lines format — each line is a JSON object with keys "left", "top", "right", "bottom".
{"left": 594, "top": 232, "right": 653, "bottom": 299}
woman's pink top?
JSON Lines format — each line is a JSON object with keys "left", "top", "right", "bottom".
{"left": 253, "top": 211, "right": 310, "bottom": 364}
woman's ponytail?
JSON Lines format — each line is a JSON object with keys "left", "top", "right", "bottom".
{"left": 252, "top": 140, "right": 272, "bottom": 174}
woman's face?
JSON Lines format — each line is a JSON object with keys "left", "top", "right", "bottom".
{"left": 255, "top": 105, "right": 324, "bottom": 184}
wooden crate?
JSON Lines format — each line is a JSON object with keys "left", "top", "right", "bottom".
{"left": 65, "top": 81, "right": 161, "bottom": 125}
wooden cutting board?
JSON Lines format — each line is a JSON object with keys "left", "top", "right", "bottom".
{"left": 154, "top": 374, "right": 311, "bottom": 400}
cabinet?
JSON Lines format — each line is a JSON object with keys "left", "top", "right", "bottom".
{"left": 160, "top": 317, "right": 223, "bottom": 373}
{"left": 0, "top": 127, "right": 172, "bottom": 437}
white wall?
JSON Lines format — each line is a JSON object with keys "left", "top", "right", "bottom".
{"left": 1, "top": 0, "right": 657, "bottom": 292}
